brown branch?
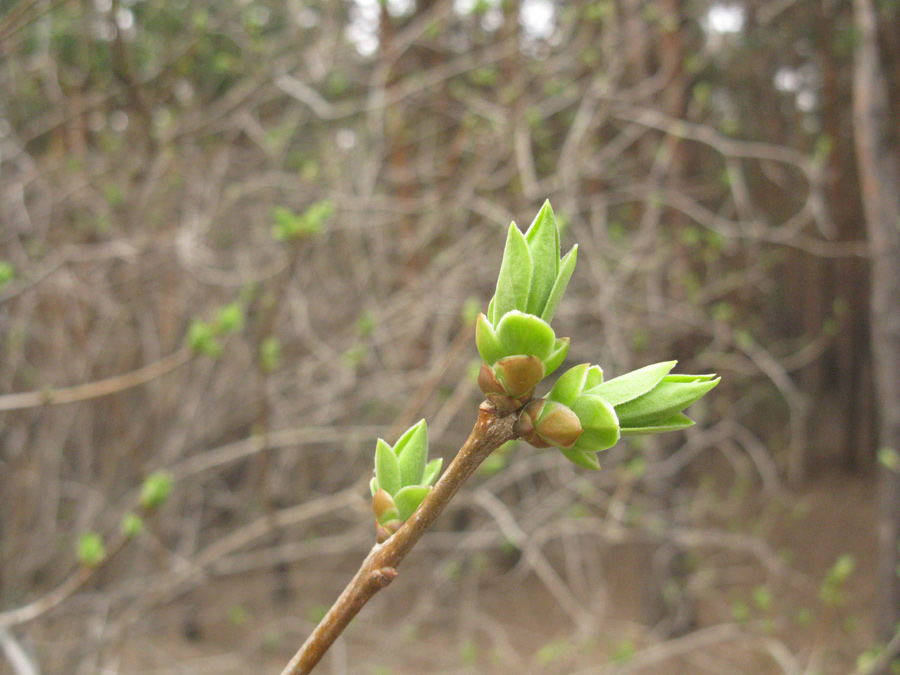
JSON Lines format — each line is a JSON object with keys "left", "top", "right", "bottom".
{"left": 279, "top": 401, "right": 518, "bottom": 675}
{"left": 0, "top": 347, "right": 192, "bottom": 412}
{"left": 0, "top": 533, "right": 128, "bottom": 629}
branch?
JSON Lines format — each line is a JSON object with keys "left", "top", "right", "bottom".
{"left": 0, "top": 347, "right": 192, "bottom": 412}
{"left": 279, "top": 401, "right": 517, "bottom": 675}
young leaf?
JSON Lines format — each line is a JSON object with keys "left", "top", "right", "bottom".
{"left": 547, "top": 363, "right": 591, "bottom": 407}
{"left": 543, "top": 338, "right": 570, "bottom": 377}
{"left": 524, "top": 201, "right": 560, "bottom": 316}
{"left": 570, "top": 395, "right": 620, "bottom": 452}
{"left": 584, "top": 364, "right": 603, "bottom": 389}
{"left": 495, "top": 311, "right": 556, "bottom": 360}
{"left": 540, "top": 244, "right": 577, "bottom": 323}
{"left": 620, "top": 412, "right": 695, "bottom": 435}
{"left": 375, "top": 439, "right": 401, "bottom": 496}
{"left": 422, "top": 457, "right": 443, "bottom": 486}
{"left": 475, "top": 313, "right": 505, "bottom": 365}
{"left": 492, "top": 224, "right": 533, "bottom": 321}
{"left": 557, "top": 444, "right": 601, "bottom": 470}
{"left": 587, "top": 361, "right": 677, "bottom": 406}
{"left": 661, "top": 373, "right": 718, "bottom": 383}
{"left": 396, "top": 420, "right": 428, "bottom": 486}
{"left": 393, "top": 485, "right": 432, "bottom": 521}
{"left": 615, "top": 377, "right": 719, "bottom": 428}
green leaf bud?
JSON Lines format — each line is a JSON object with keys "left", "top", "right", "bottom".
{"left": 518, "top": 363, "right": 621, "bottom": 468}
{"left": 487, "top": 201, "right": 577, "bottom": 326}
{"left": 494, "top": 311, "right": 557, "bottom": 361}
{"left": 568, "top": 395, "right": 620, "bottom": 453}
{"left": 373, "top": 488, "right": 401, "bottom": 526}
{"left": 475, "top": 310, "right": 569, "bottom": 411}
{"left": 515, "top": 399, "right": 583, "bottom": 449}
{"left": 187, "top": 320, "right": 222, "bottom": 357}
{"left": 369, "top": 421, "right": 443, "bottom": 539}
{"left": 216, "top": 302, "right": 244, "bottom": 333}
{"left": 141, "top": 471, "right": 173, "bottom": 510}
{"left": 543, "top": 337, "right": 570, "bottom": 376}
{"left": 121, "top": 512, "right": 145, "bottom": 538}
{"left": 546, "top": 362, "right": 602, "bottom": 407}
{"left": 77, "top": 532, "right": 107, "bottom": 567}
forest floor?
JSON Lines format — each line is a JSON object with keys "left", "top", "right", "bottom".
{"left": 66, "top": 468, "right": 877, "bottom": 675}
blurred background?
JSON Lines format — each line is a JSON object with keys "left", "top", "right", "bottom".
{"left": 2, "top": 0, "right": 899, "bottom": 673}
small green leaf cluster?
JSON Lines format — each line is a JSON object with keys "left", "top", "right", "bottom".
{"left": 476, "top": 201, "right": 576, "bottom": 412}
{"left": 271, "top": 200, "right": 334, "bottom": 241}
{"left": 121, "top": 512, "right": 145, "bottom": 537}
{"left": 77, "top": 532, "right": 107, "bottom": 567}
{"left": 187, "top": 302, "right": 245, "bottom": 357}
{"left": 819, "top": 553, "right": 856, "bottom": 606}
{"left": 369, "top": 420, "right": 442, "bottom": 542}
{"left": 141, "top": 471, "right": 173, "bottom": 510}
{"left": 259, "top": 336, "right": 282, "bottom": 373}
{"left": 0, "top": 261, "right": 15, "bottom": 290}
{"left": 478, "top": 201, "right": 719, "bottom": 470}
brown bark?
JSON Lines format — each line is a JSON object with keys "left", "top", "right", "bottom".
{"left": 852, "top": 0, "right": 900, "bottom": 656}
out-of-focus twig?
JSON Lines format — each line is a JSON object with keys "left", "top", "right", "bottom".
{"left": 0, "top": 347, "right": 192, "bottom": 412}
{"left": 0, "top": 627, "right": 41, "bottom": 675}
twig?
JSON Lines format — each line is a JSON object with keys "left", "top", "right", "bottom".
{"left": 0, "top": 627, "right": 41, "bottom": 675}
{"left": 0, "top": 535, "right": 127, "bottom": 629}
{"left": 0, "top": 347, "right": 192, "bottom": 412}
{"left": 279, "top": 401, "right": 517, "bottom": 675}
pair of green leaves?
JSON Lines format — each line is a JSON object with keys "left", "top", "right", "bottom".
{"left": 486, "top": 200, "right": 578, "bottom": 326}
{"left": 370, "top": 420, "right": 443, "bottom": 530}
{"left": 588, "top": 361, "right": 719, "bottom": 435}
{"left": 521, "top": 361, "right": 720, "bottom": 470}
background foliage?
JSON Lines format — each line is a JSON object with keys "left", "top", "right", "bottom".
{"left": 1, "top": 0, "right": 896, "bottom": 673}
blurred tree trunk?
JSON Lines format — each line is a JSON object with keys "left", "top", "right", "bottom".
{"left": 641, "top": 0, "right": 697, "bottom": 638}
{"left": 813, "top": 2, "right": 874, "bottom": 472}
{"left": 852, "top": 0, "right": 900, "bottom": 661}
